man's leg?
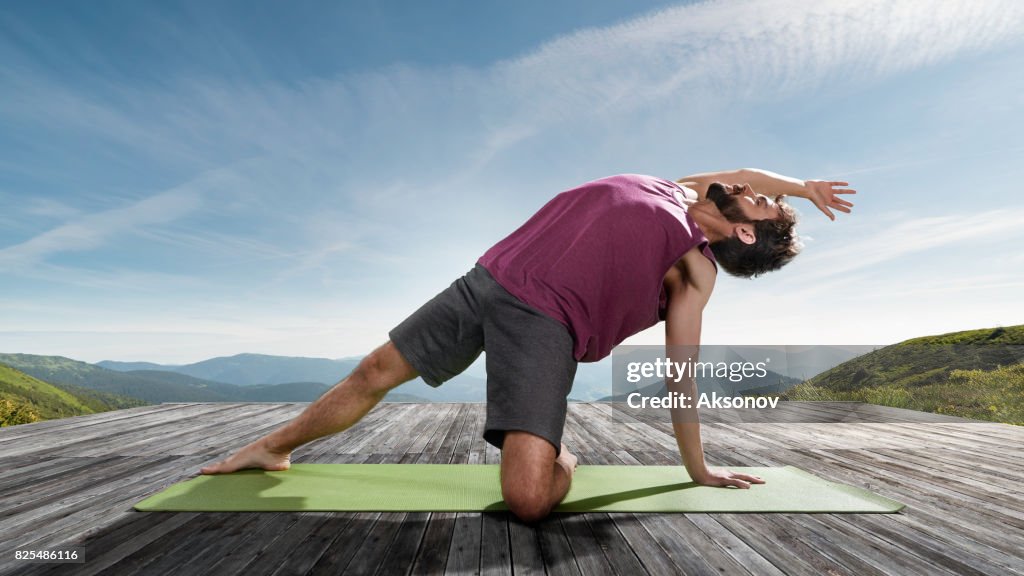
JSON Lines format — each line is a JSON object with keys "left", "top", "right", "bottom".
{"left": 500, "top": 431, "right": 578, "bottom": 523}
{"left": 201, "top": 341, "right": 418, "bottom": 474}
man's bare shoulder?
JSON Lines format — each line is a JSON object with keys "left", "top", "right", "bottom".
{"left": 664, "top": 246, "right": 717, "bottom": 303}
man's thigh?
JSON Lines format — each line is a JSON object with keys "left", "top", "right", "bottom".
{"left": 481, "top": 279, "right": 577, "bottom": 456}
{"left": 387, "top": 266, "right": 489, "bottom": 387}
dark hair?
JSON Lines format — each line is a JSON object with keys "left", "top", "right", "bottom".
{"left": 709, "top": 201, "right": 800, "bottom": 279}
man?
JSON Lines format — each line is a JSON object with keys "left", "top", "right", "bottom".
{"left": 201, "top": 168, "right": 855, "bottom": 523}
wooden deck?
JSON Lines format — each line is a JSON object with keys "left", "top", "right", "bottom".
{"left": 1, "top": 401, "right": 1022, "bottom": 575}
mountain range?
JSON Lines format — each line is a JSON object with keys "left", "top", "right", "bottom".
{"left": 97, "top": 354, "right": 363, "bottom": 387}
{"left": 0, "top": 341, "right": 874, "bottom": 422}
{"left": 10, "top": 328, "right": 1004, "bottom": 426}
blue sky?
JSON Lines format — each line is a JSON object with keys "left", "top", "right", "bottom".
{"left": 1, "top": 0, "right": 1023, "bottom": 364}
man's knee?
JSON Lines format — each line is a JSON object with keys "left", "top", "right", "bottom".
{"left": 352, "top": 341, "right": 416, "bottom": 395}
{"left": 501, "top": 431, "right": 558, "bottom": 523}
{"left": 503, "top": 485, "right": 552, "bottom": 523}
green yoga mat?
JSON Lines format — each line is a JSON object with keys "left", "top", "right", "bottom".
{"left": 134, "top": 464, "right": 904, "bottom": 513}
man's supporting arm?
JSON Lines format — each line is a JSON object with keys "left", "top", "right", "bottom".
{"left": 663, "top": 249, "right": 765, "bottom": 488}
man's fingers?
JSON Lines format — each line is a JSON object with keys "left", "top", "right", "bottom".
{"left": 833, "top": 197, "right": 855, "bottom": 208}
{"left": 732, "top": 473, "right": 765, "bottom": 484}
{"left": 820, "top": 206, "right": 836, "bottom": 220}
{"left": 834, "top": 188, "right": 857, "bottom": 195}
{"left": 832, "top": 205, "right": 852, "bottom": 214}
{"left": 728, "top": 477, "right": 751, "bottom": 489}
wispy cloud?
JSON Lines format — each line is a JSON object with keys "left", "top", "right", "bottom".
{"left": 792, "top": 208, "right": 1024, "bottom": 281}
{"left": 479, "top": 0, "right": 1024, "bottom": 137}
{"left": 0, "top": 175, "right": 211, "bottom": 268}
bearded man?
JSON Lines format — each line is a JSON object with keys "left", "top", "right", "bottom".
{"left": 201, "top": 168, "right": 855, "bottom": 522}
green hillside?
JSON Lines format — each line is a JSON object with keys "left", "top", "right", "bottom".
{"left": 0, "top": 363, "right": 145, "bottom": 426}
{"left": 1, "top": 363, "right": 90, "bottom": 424}
{"left": 784, "top": 325, "right": 1024, "bottom": 424}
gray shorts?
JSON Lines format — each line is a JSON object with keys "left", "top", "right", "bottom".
{"left": 388, "top": 264, "right": 578, "bottom": 455}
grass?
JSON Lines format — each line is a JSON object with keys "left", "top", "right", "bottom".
{"left": 784, "top": 363, "right": 1024, "bottom": 425}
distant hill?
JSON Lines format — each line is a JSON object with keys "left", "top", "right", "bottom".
{"left": 0, "top": 363, "right": 145, "bottom": 426}
{"left": 721, "top": 345, "right": 874, "bottom": 382}
{"left": 96, "top": 361, "right": 167, "bottom": 372}
{"left": 784, "top": 325, "right": 1024, "bottom": 424}
{"left": 99, "top": 354, "right": 361, "bottom": 387}
{"left": 100, "top": 353, "right": 488, "bottom": 401}
{"left": 0, "top": 353, "right": 239, "bottom": 404}
{"left": 796, "top": 325, "right": 1023, "bottom": 392}
{"left": 0, "top": 353, "right": 430, "bottom": 408}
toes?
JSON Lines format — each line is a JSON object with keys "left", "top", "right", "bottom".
{"left": 201, "top": 461, "right": 231, "bottom": 475}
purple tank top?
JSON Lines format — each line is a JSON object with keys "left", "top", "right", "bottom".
{"left": 478, "top": 174, "right": 716, "bottom": 362}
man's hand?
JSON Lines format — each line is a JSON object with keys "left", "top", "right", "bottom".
{"left": 556, "top": 443, "right": 578, "bottom": 479}
{"left": 804, "top": 180, "right": 856, "bottom": 221}
{"left": 675, "top": 169, "right": 857, "bottom": 221}
{"left": 201, "top": 437, "right": 292, "bottom": 475}
{"left": 692, "top": 468, "right": 766, "bottom": 489}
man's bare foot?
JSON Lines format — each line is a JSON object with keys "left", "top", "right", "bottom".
{"left": 200, "top": 438, "right": 292, "bottom": 475}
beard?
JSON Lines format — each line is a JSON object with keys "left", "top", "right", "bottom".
{"left": 706, "top": 182, "right": 750, "bottom": 224}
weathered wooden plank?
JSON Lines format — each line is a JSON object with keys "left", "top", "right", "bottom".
{"left": 559, "top": 514, "right": 619, "bottom": 576}
{"left": 729, "top": 447, "right": 1024, "bottom": 575}
{"left": 7, "top": 512, "right": 202, "bottom": 576}
{"left": 479, "top": 513, "right": 512, "bottom": 576}
{"left": 894, "top": 447, "right": 1024, "bottom": 491}
{"left": 267, "top": 514, "right": 363, "bottom": 576}
{"left": 373, "top": 512, "right": 431, "bottom": 576}
{"left": 579, "top": 513, "right": 651, "bottom": 576}
{"left": 1, "top": 455, "right": 173, "bottom": 526}
{"left": 0, "top": 455, "right": 123, "bottom": 493}
{"left": 830, "top": 449, "right": 1024, "bottom": 521}
{"left": 868, "top": 447, "right": 1024, "bottom": 497}
{"left": 683, "top": 514, "right": 786, "bottom": 576}
{"left": 115, "top": 511, "right": 281, "bottom": 576}
{"left": 445, "top": 513, "right": 483, "bottom": 575}
{"left": 409, "top": 513, "right": 456, "bottom": 575}
{"left": 171, "top": 512, "right": 326, "bottom": 576}
{"left": 0, "top": 403, "right": 192, "bottom": 443}
{"left": 604, "top": 451, "right": 725, "bottom": 576}
{"left": 0, "top": 404, "right": 248, "bottom": 457}
{"left": 507, "top": 519, "right": 545, "bottom": 576}
{"left": 871, "top": 422, "right": 1024, "bottom": 456}
{"left": 339, "top": 512, "right": 409, "bottom": 575}
{"left": 304, "top": 513, "right": 383, "bottom": 575}
{"left": 536, "top": 516, "right": 582, "bottom": 576}
{"left": 0, "top": 455, "right": 210, "bottom": 556}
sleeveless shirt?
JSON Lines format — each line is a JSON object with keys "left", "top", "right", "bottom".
{"left": 477, "top": 174, "right": 716, "bottom": 362}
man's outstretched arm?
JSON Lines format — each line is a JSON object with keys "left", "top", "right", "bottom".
{"left": 676, "top": 168, "right": 856, "bottom": 221}
{"left": 663, "top": 249, "right": 765, "bottom": 488}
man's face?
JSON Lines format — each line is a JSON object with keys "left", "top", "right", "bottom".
{"left": 707, "top": 182, "right": 782, "bottom": 223}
